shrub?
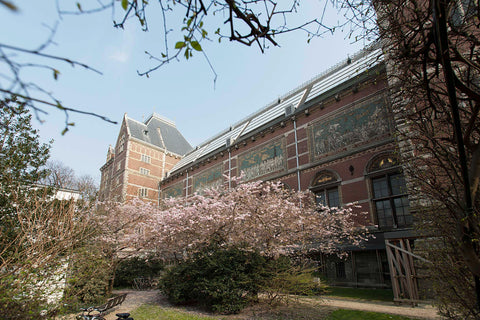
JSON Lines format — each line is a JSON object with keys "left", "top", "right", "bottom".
{"left": 62, "top": 245, "right": 112, "bottom": 311}
{"left": 114, "top": 255, "right": 164, "bottom": 288}
{"left": 160, "top": 245, "right": 266, "bottom": 314}
{"left": 160, "top": 244, "right": 326, "bottom": 314}
{"left": 261, "top": 256, "right": 327, "bottom": 301}
{"left": 0, "top": 276, "right": 47, "bottom": 320}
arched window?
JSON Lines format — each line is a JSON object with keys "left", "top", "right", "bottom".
{"left": 310, "top": 170, "right": 341, "bottom": 208}
{"left": 367, "top": 153, "right": 411, "bottom": 229}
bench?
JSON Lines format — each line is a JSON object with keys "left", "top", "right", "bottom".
{"left": 95, "top": 293, "right": 128, "bottom": 315}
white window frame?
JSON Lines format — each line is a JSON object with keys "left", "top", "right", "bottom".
{"left": 139, "top": 188, "right": 148, "bottom": 198}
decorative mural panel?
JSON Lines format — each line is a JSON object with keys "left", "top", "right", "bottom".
{"left": 192, "top": 164, "right": 223, "bottom": 194}
{"left": 238, "top": 138, "right": 286, "bottom": 181}
{"left": 308, "top": 95, "right": 391, "bottom": 161}
{"left": 161, "top": 182, "right": 183, "bottom": 199}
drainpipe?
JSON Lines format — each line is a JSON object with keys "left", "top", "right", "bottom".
{"left": 228, "top": 148, "right": 232, "bottom": 189}
{"left": 293, "top": 116, "right": 301, "bottom": 191}
{"left": 185, "top": 171, "right": 189, "bottom": 203}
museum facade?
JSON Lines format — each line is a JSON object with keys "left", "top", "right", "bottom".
{"left": 101, "top": 46, "right": 423, "bottom": 301}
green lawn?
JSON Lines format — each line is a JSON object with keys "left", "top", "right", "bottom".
{"left": 325, "top": 309, "right": 415, "bottom": 320}
{"left": 130, "top": 303, "right": 417, "bottom": 320}
{"left": 130, "top": 304, "right": 218, "bottom": 320}
{"left": 324, "top": 287, "right": 394, "bottom": 302}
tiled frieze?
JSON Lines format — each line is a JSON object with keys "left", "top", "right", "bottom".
{"left": 237, "top": 138, "right": 287, "bottom": 181}
{"left": 308, "top": 95, "right": 391, "bottom": 161}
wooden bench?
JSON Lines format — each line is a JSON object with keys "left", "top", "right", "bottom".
{"left": 96, "top": 293, "right": 128, "bottom": 315}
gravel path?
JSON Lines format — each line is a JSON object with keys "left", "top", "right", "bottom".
{"left": 313, "top": 297, "right": 440, "bottom": 319}
{"left": 102, "top": 290, "right": 442, "bottom": 320}
{"left": 103, "top": 290, "right": 160, "bottom": 320}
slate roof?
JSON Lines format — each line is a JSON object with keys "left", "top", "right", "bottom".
{"left": 126, "top": 113, "right": 192, "bottom": 156}
{"left": 169, "top": 45, "right": 384, "bottom": 174}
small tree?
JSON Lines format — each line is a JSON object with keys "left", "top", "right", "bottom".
{"left": 0, "top": 97, "right": 52, "bottom": 274}
{"left": 0, "top": 99, "right": 97, "bottom": 318}
{"left": 0, "top": 97, "right": 51, "bottom": 210}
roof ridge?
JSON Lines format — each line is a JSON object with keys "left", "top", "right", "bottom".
{"left": 126, "top": 115, "right": 147, "bottom": 127}
{"left": 157, "top": 126, "right": 166, "bottom": 150}
{"left": 145, "top": 113, "right": 176, "bottom": 127}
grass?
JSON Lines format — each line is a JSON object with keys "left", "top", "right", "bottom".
{"left": 325, "top": 309, "right": 415, "bottom": 320}
{"left": 130, "top": 304, "right": 218, "bottom": 320}
{"left": 324, "top": 287, "right": 394, "bottom": 302}
{"left": 129, "top": 303, "right": 417, "bottom": 320}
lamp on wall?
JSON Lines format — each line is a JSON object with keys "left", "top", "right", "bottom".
{"left": 349, "top": 165, "right": 354, "bottom": 175}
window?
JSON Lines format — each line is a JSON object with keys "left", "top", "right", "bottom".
{"left": 140, "top": 168, "right": 150, "bottom": 175}
{"left": 141, "top": 154, "right": 151, "bottom": 163}
{"left": 310, "top": 171, "right": 341, "bottom": 208}
{"left": 315, "top": 188, "right": 340, "bottom": 208}
{"left": 335, "top": 261, "right": 346, "bottom": 279}
{"left": 368, "top": 154, "right": 411, "bottom": 229}
{"left": 117, "top": 134, "right": 125, "bottom": 153}
{"left": 139, "top": 188, "right": 148, "bottom": 198}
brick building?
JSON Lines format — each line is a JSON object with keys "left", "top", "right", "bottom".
{"left": 159, "top": 46, "right": 413, "bottom": 290}
{"left": 99, "top": 113, "right": 191, "bottom": 203}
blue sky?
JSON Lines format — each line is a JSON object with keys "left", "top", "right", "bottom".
{"left": 1, "top": 1, "right": 368, "bottom": 183}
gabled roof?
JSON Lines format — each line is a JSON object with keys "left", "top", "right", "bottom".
{"left": 125, "top": 113, "right": 192, "bottom": 156}
{"left": 169, "top": 45, "right": 384, "bottom": 174}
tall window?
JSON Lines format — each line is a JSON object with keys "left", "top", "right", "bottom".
{"left": 139, "top": 188, "right": 148, "bottom": 198}
{"left": 141, "top": 154, "right": 151, "bottom": 163}
{"left": 311, "top": 171, "right": 341, "bottom": 208}
{"left": 316, "top": 188, "right": 340, "bottom": 208}
{"left": 117, "top": 134, "right": 125, "bottom": 153}
{"left": 140, "top": 167, "right": 150, "bottom": 175}
{"left": 368, "top": 154, "right": 411, "bottom": 229}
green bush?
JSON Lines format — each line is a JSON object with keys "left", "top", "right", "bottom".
{"left": 160, "top": 245, "right": 266, "bottom": 314}
{"left": 0, "top": 277, "right": 47, "bottom": 320}
{"left": 114, "top": 255, "right": 164, "bottom": 288}
{"left": 261, "top": 256, "right": 327, "bottom": 299}
{"left": 159, "top": 245, "right": 326, "bottom": 314}
{"left": 62, "top": 245, "right": 112, "bottom": 311}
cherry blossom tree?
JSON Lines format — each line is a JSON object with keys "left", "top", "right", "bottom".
{"left": 102, "top": 178, "right": 370, "bottom": 261}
